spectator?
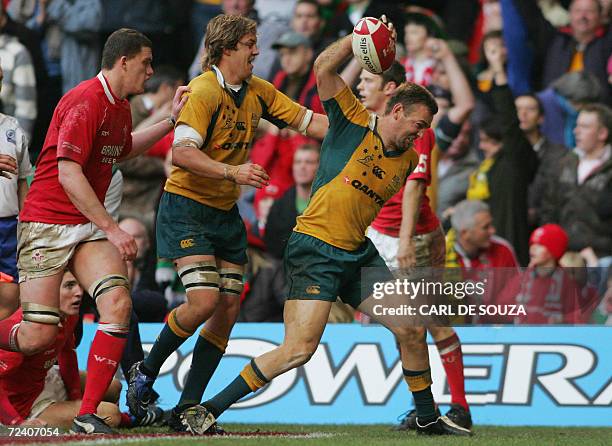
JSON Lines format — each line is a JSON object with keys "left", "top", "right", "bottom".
{"left": 436, "top": 120, "right": 480, "bottom": 219}
{"left": 476, "top": 30, "right": 506, "bottom": 93}
{"left": 466, "top": 45, "right": 538, "bottom": 265}
{"left": 402, "top": 6, "right": 446, "bottom": 87}
{"left": 445, "top": 200, "right": 519, "bottom": 312}
{"left": 46, "top": 0, "right": 102, "bottom": 93}
{"left": 264, "top": 143, "right": 320, "bottom": 259}
{"left": 538, "top": 70, "right": 603, "bottom": 148}
{"left": 541, "top": 103, "right": 612, "bottom": 264}
{"left": 496, "top": 224, "right": 598, "bottom": 324}
{"left": 514, "top": 93, "right": 568, "bottom": 228}
{"left": 0, "top": 64, "right": 32, "bottom": 319}
{"left": 0, "top": 32, "right": 36, "bottom": 140}
{"left": 190, "top": 0, "right": 223, "bottom": 50}
{"left": 291, "top": 0, "right": 333, "bottom": 56}
{"left": 512, "top": 0, "right": 612, "bottom": 104}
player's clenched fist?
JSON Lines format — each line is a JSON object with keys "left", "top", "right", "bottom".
{"left": 106, "top": 226, "right": 138, "bottom": 262}
{"left": 224, "top": 163, "right": 270, "bottom": 188}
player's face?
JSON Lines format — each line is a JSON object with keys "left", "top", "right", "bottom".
{"left": 395, "top": 103, "right": 432, "bottom": 151}
{"left": 569, "top": 0, "right": 601, "bottom": 36}
{"left": 292, "top": 3, "right": 322, "bottom": 38}
{"left": 515, "top": 96, "right": 542, "bottom": 133}
{"left": 466, "top": 211, "right": 495, "bottom": 251}
{"left": 293, "top": 149, "right": 319, "bottom": 186}
{"left": 357, "top": 70, "right": 385, "bottom": 112}
{"left": 125, "top": 46, "right": 154, "bottom": 96}
{"left": 229, "top": 33, "right": 259, "bottom": 82}
{"left": 404, "top": 23, "right": 428, "bottom": 55}
{"left": 574, "top": 111, "right": 607, "bottom": 153}
{"left": 59, "top": 272, "right": 83, "bottom": 316}
{"left": 279, "top": 46, "right": 312, "bottom": 76}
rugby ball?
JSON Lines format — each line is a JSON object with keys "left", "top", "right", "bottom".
{"left": 352, "top": 17, "right": 395, "bottom": 74}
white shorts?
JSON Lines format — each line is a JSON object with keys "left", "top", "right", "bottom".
{"left": 368, "top": 225, "right": 446, "bottom": 269}
{"left": 17, "top": 221, "right": 106, "bottom": 281}
{"left": 28, "top": 366, "right": 68, "bottom": 419}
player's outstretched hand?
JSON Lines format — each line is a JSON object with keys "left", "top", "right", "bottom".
{"left": 225, "top": 163, "right": 270, "bottom": 188}
{"left": 379, "top": 14, "right": 397, "bottom": 43}
{"left": 171, "top": 86, "right": 191, "bottom": 123}
{"left": 107, "top": 225, "right": 138, "bottom": 262}
{"left": 0, "top": 154, "right": 17, "bottom": 179}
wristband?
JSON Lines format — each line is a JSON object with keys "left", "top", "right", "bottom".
{"left": 166, "top": 116, "right": 176, "bottom": 127}
{"left": 223, "top": 165, "right": 240, "bottom": 182}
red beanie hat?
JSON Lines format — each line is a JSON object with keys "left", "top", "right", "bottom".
{"left": 529, "top": 224, "right": 569, "bottom": 261}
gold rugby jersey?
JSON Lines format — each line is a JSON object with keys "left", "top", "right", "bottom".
{"left": 294, "top": 86, "right": 418, "bottom": 251}
{"left": 165, "top": 68, "right": 303, "bottom": 210}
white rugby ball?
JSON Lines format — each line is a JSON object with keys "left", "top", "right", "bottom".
{"left": 352, "top": 17, "right": 395, "bottom": 74}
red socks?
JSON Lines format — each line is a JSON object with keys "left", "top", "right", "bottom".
{"left": 79, "top": 329, "right": 126, "bottom": 416}
{"left": 436, "top": 332, "right": 469, "bottom": 410}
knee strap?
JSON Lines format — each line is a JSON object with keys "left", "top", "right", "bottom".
{"left": 22, "top": 302, "right": 61, "bottom": 325}
{"left": 219, "top": 268, "right": 243, "bottom": 297}
{"left": 88, "top": 274, "right": 130, "bottom": 302}
{"left": 178, "top": 261, "right": 220, "bottom": 292}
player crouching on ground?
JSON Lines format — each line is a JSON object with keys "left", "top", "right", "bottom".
{"left": 0, "top": 271, "right": 128, "bottom": 429}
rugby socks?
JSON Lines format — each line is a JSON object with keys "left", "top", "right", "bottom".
{"left": 204, "top": 359, "right": 268, "bottom": 418}
{"left": 142, "top": 308, "right": 194, "bottom": 377}
{"left": 403, "top": 368, "right": 437, "bottom": 423}
{"left": 0, "top": 319, "right": 20, "bottom": 352}
{"left": 79, "top": 324, "right": 128, "bottom": 415}
{"left": 177, "top": 328, "right": 228, "bottom": 409}
{"left": 436, "top": 332, "right": 469, "bottom": 410}
{"left": 120, "top": 310, "right": 145, "bottom": 379}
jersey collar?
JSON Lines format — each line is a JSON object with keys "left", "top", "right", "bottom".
{"left": 212, "top": 65, "right": 250, "bottom": 107}
{"left": 97, "top": 72, "right": 116, "bottom": 105}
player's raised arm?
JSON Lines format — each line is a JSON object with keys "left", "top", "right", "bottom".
{"left": 313, "top": 35, "right": 353, "bottom": 101}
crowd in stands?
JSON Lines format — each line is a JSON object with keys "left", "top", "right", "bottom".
{"left": 0, "top": 0, "right": 610, "bottom": 325}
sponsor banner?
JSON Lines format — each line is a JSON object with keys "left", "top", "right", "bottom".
{"left": 77, "top": 324, "right": 611, "bottom": 426}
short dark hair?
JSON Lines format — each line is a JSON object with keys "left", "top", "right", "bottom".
{"left": 581, "top": 103, "right": 612, "bottom": 144}
{"left": 516, "top": 93, "right": 544, "bottom": 116}
{"left": 101, "top": 28, "right": 152, "bottom": 70}
{"left": 480, "top": 116, "right": 504, "bottom": 142}
{"left": 384, "top": 82, "right": 438, "bottom": 117}
{"left": 295, "top": 0, "right": 322, "bottom": 18}
{"left": 381, "top": 61, "right": 406, "bottom": 88}
{"left": 144, "top": 65, "right": 184, "bottom": 93}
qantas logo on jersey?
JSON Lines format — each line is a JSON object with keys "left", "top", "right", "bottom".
{"left": 350, "top": 179, "right": 384, "bottom": 206}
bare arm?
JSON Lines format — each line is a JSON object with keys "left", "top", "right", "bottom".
{"left": 172, "top": 144, "right": 270, "bottom": 188}
{"left": 314, "top": 35, "right": 353, "bottom": 101}
{"left": 123, "top": 86, "right": 191, "bottom": 161}
{"left": 397, "top": 180, "right": 425, "bottom": 269}
{"left": 427, "top": 38, "right": 474, "bottom": 124}
{"left": 58, "top": 160, "right": 137, "bottom": 260}
{"left": 17, "top": 179, "right": 28, "bottom": 210}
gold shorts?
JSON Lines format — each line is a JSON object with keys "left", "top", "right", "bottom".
{"left": 17, "top": 221, "right": 106, "bottom": 281}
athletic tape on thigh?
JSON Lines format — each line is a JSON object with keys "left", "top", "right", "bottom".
{"left": 22, "top": 302, "right": 61, "bottom": 325}
{"left": 218, "top": 268, "right": 243, "bottom": 296}
{"left": 98, "top": 321, "right": 129, "bottom": 338}
{"left": 177, "top": 261, "right": 220, "bottom": 292}
{"left": 88, "top": 275, "right": 130, "bottom": 302}
{"left": 404, "top": 369, "right": 433, "bottom": 392}
{"left": 8, "top": 323, "right": 20, "bottom": 351}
